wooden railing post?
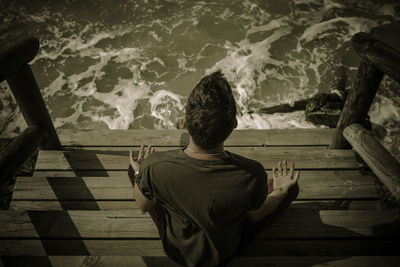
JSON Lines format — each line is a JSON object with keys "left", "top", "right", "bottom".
{"left": 0, "top": 126, "right": 47, "bottom": 195}
{"left": 329, "top": 32, "right": 400, "bottom": 149}
{"left": 344, "top": 124, "right": 400, "bottom": 200}
{"left": 0, "top": 38, "right": 61, "bottom": 149}
{"left": 329, "top": 60, "right": 383, "bottom": 149}
{"left": 6, "top": 64, "right": 61, "bottom": 149}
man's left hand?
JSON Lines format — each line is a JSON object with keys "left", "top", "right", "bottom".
{"left": 129, "top": 144, "right": 155, "bottom": 174}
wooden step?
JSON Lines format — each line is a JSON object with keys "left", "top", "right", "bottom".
{"left": 1, "top": 210, "right": 398, "bottom": 239}
{"left": 9, "top": 200, "right": 382, "bottom": 211}
{"left": 1, "top": 256, "right": 400, "bottom": 267}
{"left": 57, "top": 128, "right": 335, "bottom": 147}
{"left": 0, "top": 209, "right": 399, "bottom": 258}
{"left": 11, "top": 170, "right": 378, "bottom": 202}
{"left": 2, "top": 239, "right": 399, "bottom": 258}
{"left": 34, "top": 147, "right": 361, "bottom": 171}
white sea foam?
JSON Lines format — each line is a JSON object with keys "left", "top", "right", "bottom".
{"left": 300, "top": 17, "right": 379, "bottom": 43}
{"left": 0, "top": 0, "right": 399, "bottom": 160}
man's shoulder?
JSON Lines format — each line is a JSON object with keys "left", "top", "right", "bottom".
{"left": 141, "top": 149, "right": 182, "bottom": 169}
{"left": 229, "top": 151, "right": 265, "bottom": 174}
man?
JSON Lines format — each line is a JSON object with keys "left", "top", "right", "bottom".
{"left": 128, "top": 71, "right": 300, "bottom": 266}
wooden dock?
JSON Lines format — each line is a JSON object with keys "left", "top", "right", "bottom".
{"left": 2, "top": 33, "right": 400, "bottom": 266}
{"left": 1, "top": 128, "right": 399, "bottom": 266}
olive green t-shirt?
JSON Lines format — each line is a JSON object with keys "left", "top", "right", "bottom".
{"left": 136, "top": 148, "right": 267, "bottom": 266}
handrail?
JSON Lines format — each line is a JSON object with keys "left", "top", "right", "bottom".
{"left": 344, "top": 124, "right": 400, "bottom": 200}
{"left": 330, "top": 32, "right": 399, "bottom": 149}
{"left": 0, "top": 125, "right": 47, "bottom": 195}
{"left": 0, "top": 38, "right": 61, "bottom": 149}
{"left": 352, "top": 32, "right": 400, "bottom": 83}
{"left": 0, "top": 37, "right": 39, "bottom": 83}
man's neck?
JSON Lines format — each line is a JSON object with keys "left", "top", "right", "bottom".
{"left": 184, "top": 138, "right": 229, "bottom": 160}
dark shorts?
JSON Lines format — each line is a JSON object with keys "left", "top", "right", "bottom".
{"left": 128, "top": 165, "right": 299, "bottom": 259}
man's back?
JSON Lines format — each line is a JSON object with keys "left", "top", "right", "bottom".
{"left": 136, "top": 148, "right": 267, "bottom": 266}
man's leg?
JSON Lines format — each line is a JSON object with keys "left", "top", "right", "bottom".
{"left": 251, "top": 179, "right": 299, "bottom": 234}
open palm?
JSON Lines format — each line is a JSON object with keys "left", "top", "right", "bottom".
{"left": 272, "top": 160, "right": 300, "bottom": 192}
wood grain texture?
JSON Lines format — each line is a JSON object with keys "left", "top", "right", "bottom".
{"left": 352, "top": 32, "right": 400, "bottom": 83}
{"left": 12, "top": 170, "right": 377, "bottom": 200}
{"left": 57, "top": 128, "right": 335, "bottom": 147}
{"left": 344, "top": 124, "right": 400, "bottom": 200}
{"left": 0, "top": 125, "right": 46, "bottom": 193}
{"left": 0, "top": 37, "right": 39, "bottom": 82}
{"left": 7, "top": 64, "right": 61, "bottom": 149}
{"left": 1, "top": 256, "right": 400, "bottom": 267}
{"left": 34, "top": 147, "right": 361, "bottom": 170}
{"left": 0, "top": 210, "right": 398, "bottom": 239}
{"left": 9, "top": 200, "right": 381, "bottom": 211}
{"left": 1, "top": 240, "right": 398, "bottom": 257}
{"left": 330, "top": 60, "right": 383, "bottom": 149}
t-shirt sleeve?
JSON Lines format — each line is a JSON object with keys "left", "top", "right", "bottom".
{"left": 135, "top": 165, "right": 154, "bottom": 200}
{"left": 247, "top": 165, "right": 268, "bottom": 210}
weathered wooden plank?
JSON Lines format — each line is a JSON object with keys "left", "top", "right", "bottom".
{"left": 0, "top": 38, "right": 39, "bottom": 82}
{"left": 344, "top": 124, "right": 400, "bottom": 200}
{"left": 10, "top": 200, "right": 381, "bottom": 211}
{"left": 58, "top": 128, "right": 335, "bottom": 147}
{"left": 10, "top": 200, "right": 137, "bottom": 211}
{"left": 352, "top": 32, "right": 400, "bottom": 83}
{"left": 1, "top": 255, "right": 400, "bottom": 267}
{"left": 330, "top": 60, "right": 383, "bottom": 149}
{"left": 0, "top": 240, "right": 165, "bottom": 256}
{"left": 33, "top": 169, "right": 373, "bottom": 179}
{"left": 258, "top": 210, "right": 400, "bottom": 239}
{"left": 228, "top": 256, "right": 400, "bottom": 267}
{"left": 12, "top": 170, "right": 377, "bottom": 200}
{"left": 1, "top": 240, "right": 399, "bottom": 257}
{"left": 34, "top": 148, "right": 361, "bottom": 170}
{"left": 33, "top": 170, "right": 127, "bottom": 177}
{"left": 0, "top": 125, "right": 47, "bottom": 195}
{"left": 7, "top": 64, "right": 61, "bottom": 149}
{"left": 0, "top": 210, "right": 398, "bottom": 239}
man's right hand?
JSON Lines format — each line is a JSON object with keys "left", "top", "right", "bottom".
{"left": 272, "top": 160, "right": 300, "bottom": 193}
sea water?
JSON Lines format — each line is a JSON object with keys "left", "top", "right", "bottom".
{"left": 0, "top": 0, "right": 399, "bottom": 157}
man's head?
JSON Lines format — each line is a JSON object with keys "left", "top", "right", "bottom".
{"left": 185, "top": 71, "right": 237, "bottom": 149}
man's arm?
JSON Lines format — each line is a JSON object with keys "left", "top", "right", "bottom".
{"left": 130, "top": 145, "right": 156, "bottom": 213}
{"left": 134, "top": 181, "right": 155, "bottom": 212}
{"left": 247, "top": 189, "right": 287, "bottom": 222}
{"left": 247, "top": 160, "right": 300, "bottom": 223}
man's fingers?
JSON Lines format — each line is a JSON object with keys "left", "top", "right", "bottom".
{"left": 289, "top": 162, "right": 294, "bottom": 177}
{"left": 283, "top": 160, "right": 287, "bottom": 176}
{"left": 145, "top": 145, "right": 151, "bottom": 158}
{"left": 294, "top": 171, "right": 300, "bottom": 183}
{"left": 272, "top": 165, "right": 277, "bottom": 179}
{"left": 151, "top": 147, "right": 155, "bottom": 153}
{"left": 278, "top": 161, "right": 282, "bottom": 176}
{"left": 138, "top": 144, "right": 144, "bottom": 160}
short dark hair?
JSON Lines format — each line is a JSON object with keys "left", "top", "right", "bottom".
{"left": 186, "top": 71, "right": 237, "bottom": 148}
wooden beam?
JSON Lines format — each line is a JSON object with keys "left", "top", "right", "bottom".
{"left": 34, "top": 147, "right": 361, "bottom": 170}
{"left": 0, "top": 38, "right": 39, "bottom": 82}
{"left": 10, "top": 200, "right": 381, "bottom": 211}
{"left": 11, "top": 170, "right": 377, "bottom": 200}
{"left": 0, "top": 210, "right": 399, "bottom": 239}
{"left": 1, "top": 256, "right": 400, "bottom": 267}
{"left": 352, "top": 32, "right": 400, "bottom": 83}
{"left": 1, "top": 240, "right": 399, "bottom": 257}
{"left": 344, "top": 124, "right": 400, "bottom": 200}
{"left": 57, "top": 128, "right": 335, "bottom": 147}
{"left": 330, "top": 60, "right": 383, "bottom": 149}
{"left": 6, "top": 65, "right": 61, "bottom": 149}
{"left": 0, "top": 126, "right": 47, "bottom": 195}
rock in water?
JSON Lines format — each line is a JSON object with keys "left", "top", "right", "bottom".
{"left": 305, "top": 93, "right": 344, "bottom": 128}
